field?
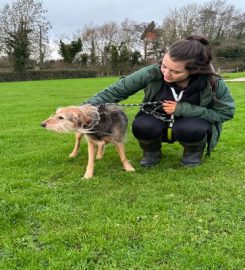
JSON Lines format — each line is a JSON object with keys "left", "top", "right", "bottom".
{"left": 0, "top": 77, "right": 244, "bottom": 269}
{"left": 220, "top": 72, "right": 245, "bottom": 79}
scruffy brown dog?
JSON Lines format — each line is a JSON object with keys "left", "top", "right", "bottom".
{"left": 41, "top": 104, "right": 135, "bottom": 179}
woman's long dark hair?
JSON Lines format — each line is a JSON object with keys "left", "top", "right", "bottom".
{"left": 168, "top": 35, "right": 219, "bottom": 90}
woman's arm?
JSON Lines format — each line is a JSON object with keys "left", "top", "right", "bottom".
{"left": 85, "top": 64, "right": 161, "bottom": 104}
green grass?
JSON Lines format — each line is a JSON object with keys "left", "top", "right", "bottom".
{"left": 221, "top": 72, "right": 245, "bottom": 79}
{"left": 0, "top": 77, "right": 245, "bottom": 269}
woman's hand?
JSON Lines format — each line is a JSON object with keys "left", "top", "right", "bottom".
{"left": 162, "top": 100, "right": 177, "bottom": 115}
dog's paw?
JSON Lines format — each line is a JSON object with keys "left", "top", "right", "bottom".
{"left": 126, "top": 166, "right": 135, "bottom": 172}
{"left": 124, "top": 163, "right": 135, "bottom": 172}
{"left": 83, "top": 172, "right": 93, "bottom": 179}
{"left": 69, "top": 152, "right": 77, "bottom": 158}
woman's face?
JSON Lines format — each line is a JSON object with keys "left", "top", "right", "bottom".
{"left": 161, "top": 53, "right": 190, "bottom": 84}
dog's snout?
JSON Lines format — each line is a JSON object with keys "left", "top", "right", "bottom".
{"left": 41, "top": 122, "right": 46, "bottom": 128}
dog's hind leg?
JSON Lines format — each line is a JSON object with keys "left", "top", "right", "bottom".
{"left": 69, "top": 132, "right": 83, "bottom": 158}
{"left": 84, "top": 139, "right": 96, "bottom": 179}
{"left": 115, "top": 142, "right": 135, "bottom": 172}
{"left": 96, "top": 141, "right": 105, "bottom": 160}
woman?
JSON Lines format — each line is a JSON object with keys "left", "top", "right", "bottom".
{"left": 85, "top": 35, "right": 235, "bottom": 167}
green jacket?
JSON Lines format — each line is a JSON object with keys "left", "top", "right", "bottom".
{"left": 86, "top": 64, "right": 235, "bottom": 154}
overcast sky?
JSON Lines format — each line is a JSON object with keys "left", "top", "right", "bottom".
{"left": 0, "top": 0, "right": 244, "bottom": 59}
{"left": 0, "top": 0, "right": 244, "bottom": 39}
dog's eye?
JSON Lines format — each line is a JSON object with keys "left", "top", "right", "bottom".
{"left": 58, "top": 116, "right": 64, "bottom": 120}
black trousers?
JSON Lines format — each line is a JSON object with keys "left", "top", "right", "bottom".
{"left": 132, "top": 114, "right": 212, "bottom": 143}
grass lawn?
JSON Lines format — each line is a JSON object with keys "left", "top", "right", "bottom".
{"left": 221, "top": 72, "right": 245, "bottom": 79}
{"left": 0, "top": 77, "right": 244, "bottom": 269}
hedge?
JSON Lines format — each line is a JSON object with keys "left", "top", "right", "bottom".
{"left": 0, "top": 69, "right": 97, "bottom": 82}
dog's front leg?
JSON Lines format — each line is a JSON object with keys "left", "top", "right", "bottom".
{"left": 69, "top": 132, "right": 83, "bottom": 158}
{"left": 115, "top": 143, "right": 135, "bottom": 172}
{"left": 83, "top": 139, "right": 96, "bottom": 179}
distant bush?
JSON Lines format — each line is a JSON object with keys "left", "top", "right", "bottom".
{"left": 215, "top": 44, "right": 245, "bottom": 60}
{"left": 0, "top": 69, "right": 97, "bottom": 82}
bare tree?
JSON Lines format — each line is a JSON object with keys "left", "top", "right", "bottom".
{"left": 119, "top": 19, "right": 148, "bottom": 52}
{"left": 96, "top": 22, "right": 120, "bottom": 65}
{"left": 81, "top": 24, "right": 99, "bottom": 65}
{"left": 159, "top": 0, "right": 244, "bottom": 46}
{"left": 81, "top": 22, "right": 120, "bottom": 66}
{"left": 232, "top": 12, "right": 245, "bottom": 40}
{"left": 0, "top": 0, "right": 51, "bottom": 65}
{"left": 160, "top": 4, "right": 200, "bottom": 48}
{"left": 198, "top": 0, "right": 241, "bottom": 40}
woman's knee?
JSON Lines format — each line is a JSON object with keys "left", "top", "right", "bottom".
{"left": 173, "top": 117, "right": 211, "bottom": 142}
{"left": 132, "top": 115, "right": 165, "bottom": 140}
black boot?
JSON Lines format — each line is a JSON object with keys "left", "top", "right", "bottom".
{"left": 179, "top": 135, "right": 207, "bottom": 166}
{"left": 138, "top": 137, "right": 162, "bottom": 167}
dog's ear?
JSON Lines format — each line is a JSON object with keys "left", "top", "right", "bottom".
{"left": 56, "top": 107, "right": 64, "bottom": 114}
{"left": 73, "top": 112, "right": 91, "bottom": 128}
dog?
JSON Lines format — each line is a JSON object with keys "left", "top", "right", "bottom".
{"left": 41, "top": 104, "right": 135, "bottom": 179}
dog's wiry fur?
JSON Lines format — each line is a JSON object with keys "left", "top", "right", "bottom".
{"left": 41, "top": 104, "right": 135, "bottom": 179}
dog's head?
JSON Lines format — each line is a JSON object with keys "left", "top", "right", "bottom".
{"left": 41, "top": 105, "right": 96, "bottom": 133}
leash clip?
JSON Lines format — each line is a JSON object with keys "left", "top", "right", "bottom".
{"left": 169, "top": 114, "right": 174, "bottom": 127}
